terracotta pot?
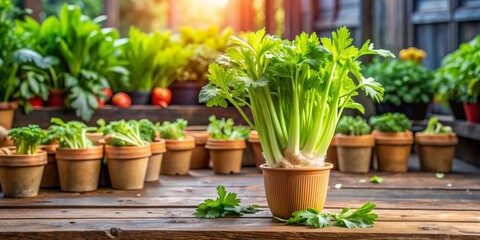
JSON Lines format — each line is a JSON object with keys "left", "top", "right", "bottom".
{"left": 464, "top": 102, "right": 480, "bottom": 123}
{"left": 248, "top": 131, "right": 264, "bottom": 172}
{"left": 185, "top": 131, "right": 210, "bottom": 169}
{"left": 373, "top": 130, "right": 413, "bottom": 173}
{"left": 0, "top": 149, "right": 47, "bottom": 198}
{"left": 47, "top": 89, "right": 68, "bottom": 107}
{"left": 40, "top": 145, "right": 60, "bottom": 188}
{"left": 325, "top": 136, "right": 338, "bottom": 170}
{"left": 336, "top": 134, "right": 374, "bottom": 173}
{"left": 29, "top": 96, "right": 44, "bottom": 108}
{"left": 56, "top": 146, "right": 103, "bottom": 192}
{"left": 260, "top": 163, "right": 333, "bottom": 219}
{"left": 206, "top": 138, "right": 246, "bottom": 174}
{"left": 161, "top": 137, "right": 195, "bottom": 175}
{"left": 127, "top": 90, "right": 151, "bottom": 105}
{"left": 416, "top": 133, "right": 458, "bottom": 172}
{"left": 145, "top": 140, "right": 166, "bottom": 182}
{"left": 0, "top": 129, "right": 13, "bottom": 148}
{"left": 105, "top": 144, "right": 151, "bottom": 189}
{"left": 86, "top": 132, "right": 104, "bottom": 145}
{"left": 0, "top": 102, "right": 18, "bottom": 129}
{"left": 169, "top": 81, "right": 203, "bottom": 105}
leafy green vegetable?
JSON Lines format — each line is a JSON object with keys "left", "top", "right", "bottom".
{"left": 91, "top": 118, "right": 106, "bottom": 133}
{"left": 423, "top": 117, "right": 452, "bottom": 134}
{"left": 199, "top": 27, "right": 393, "bottom": 167}
{"left": 194, "top": 185, "right": 259, "bottom": 218}
{"left": 207, "top": 115, "right": 250, "bottom": 140}
{"left": 369, "top": 113, "right": 411, "bottom": 133}
{"left": 8, "top": 125, "right": 47, "bottom": 154}
{"left": 336, "top": 116, "right": 371, "bottom": 136}
{"left": 137, "top": 119, "right": 156, "bottom": 143}
{"left": 436, "top": 173, "right": 445, "bottom": 179}
{"left": 370, "top": 175, "right": 384, "bottom": 184}
{"left": 103, "top": 120, "right": 147, "bottom": 146}
{"left": 157, "top": 119, "right": 188, "bottom": 140}
{"left": 275, "top": 202, "right": 378, "bottom": 229}
{"left": 48, "top": 118, "right": 94, "bottom": 149}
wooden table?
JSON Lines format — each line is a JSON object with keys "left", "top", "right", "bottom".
{"left": 0, "top": 167, "right": 479, "bottom": 239}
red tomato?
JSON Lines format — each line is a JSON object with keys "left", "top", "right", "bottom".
{"left": 151, "top": 87, "right": 172, "bottom": 107}
{"left": 103, "top": 88, "right": 113, "bottom": 98}
{"left": 112, "top": 92, "right": 131, "bottom": 108}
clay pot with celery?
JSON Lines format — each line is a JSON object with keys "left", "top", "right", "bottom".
{"left": 158, "top": 119, "right": 195, "bottom": 175}
{"left": 138, "top": 119, "right": 166, "bottom": 182}
{"left": 200, "top": 28, "right": 393, "bottom": 218}
{"left": 205, "top": 116, "right": 249, "bottom": 174}
{"left": 335, "top": 116, "right": 374, "bottom": 173}
{"left": 249, "top": 130, "right": 264, "bottom": 172}
{"left": 416, "top": 117, "right": 458, "bottom": 172}
{"left": 370, "top": 113, "right": 413, "bottom": 173}
{"left": 0, "top": 125, "right": 47, "bottom": 198}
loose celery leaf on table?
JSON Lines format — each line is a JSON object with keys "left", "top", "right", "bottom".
{"left": 194, "top": 186, "right": 259, "bottom": 218}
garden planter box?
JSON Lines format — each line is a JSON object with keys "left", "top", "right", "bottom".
{"left": 185, "top": 131, "right": 210, "bottom": 169}
{"left": 373, "top": 130, "right": 413, "bottom": 173}
{"left": 248, "top": 131, "right": 264, "bottom": 172}
{"left": 325, "top": 136, "right": 338, "bottom": 170}
{"left": 105, "top": 144, "right": 151, "bottom": 190}
{"left": 145, "top": 140, "right": 166, "bottom": 182}
{"left": 40, "top": 145, "right": 60, "bottom": 188}
{"left": 416, "top": 133, "right": 458, "bottom": 172}
{"left": 336, "top": 134, "right": 374, "bottom": 173}
{"left": 0, "top": 102, "right": 18, "bottom": 129}
{"left": 206, "top": 138, "right": 246, "bottom": 174}
{"left": 161, "top": 137, "right": 195, "bottom": 175}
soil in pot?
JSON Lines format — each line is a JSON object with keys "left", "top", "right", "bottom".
{"left": 47, "top": 89, "right": 68, "bottom": 107}
{"left": 374, "top": 131, "right": 413, "bottom": 173}
{"left": 106, "top": 144, "right": 151, "bottom": 189}
{"left": 248, "top": 131, "right": 264, "bottom": 172}
{"left": 86, "top": 132, "right": 104, "bottom": 146}
{"left": 0, "top": 102, "right": 18, "bottom": 129}
{"left": 127, "top": 91, "right": 151, "bottom": 105}
{"left": 260, "top": 163, "right": 333, "bottom": 219}
{"left": 206, "top": 138, "right": 246, "bottom": 174}
{"left": 325, "top": 136, "right": 338, "bottom": 170}
{"left": 416, "top": 133, "right": 458, "bottom": 172}
{"left": 0, "top": 149, "right": 47, "bottom": 198}
{"left": 169, "top": 81, "right": 203, "bottom": 105}
{"left": 464, "top": 102, "right": 480, "bottom": 123}
{"left": 185, "top": 131, "right": 210, "bottom": 169}
{"left": 40, "top": 145, "right": 60, "bottom": 188}
{"left": 161, "top": 137, "right": 195, "bottom": 175}
{"left": 449, "top": 100, "right": 467, "bottom": 120}
{"left": 56, "top": 146, "right": 104, "bottom": 192}
{"left": 336, "top": 134, "right": 374, "bottom": 173}
{"left": 145, "top": 140, "right": 166, "bottom": 182}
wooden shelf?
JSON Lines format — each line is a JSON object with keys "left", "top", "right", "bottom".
{"left": 441, "top": 120, "right": 480, "bottom": 141}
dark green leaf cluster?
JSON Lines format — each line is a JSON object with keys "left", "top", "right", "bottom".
{"left": 369, "top": 113, "right": 411, "bottom": 132}
{"left": 103, "top": 120, "right": 147, "bottom": 146}
{"left": 8, "top": 125, "right": 47, "bottom": 155}
{"left": 336, "top": 116, "right": 371, "bottom": 136}
{"left": 156, "top": 119, "right": 187, "bottom": 140}
{"left": 194, "top": 185, "right": 259, "bottom": 218}
{"left": 48, "top": 118, "right": 93, "bottom": 149}
{"left": 423, "top": 117, "right": 452, "bottom": 134}
{"left": 275, "top": 202, "right": 378, "bottom": 229}
{"left": 207, "top": 115, "right": 250, "bottom": 140}
{"left": 363, "top": 59, "right": 434, "bottom": 106}
{"left": 138, "top": 119, "right": 157, "bottom": 143}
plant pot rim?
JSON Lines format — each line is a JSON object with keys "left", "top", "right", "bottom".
{"left": 86, "top": 132, "right": 103, "bottom": 136}
{"left": 165, "top": 137, "right": 196, "bottom": 151}
{"left": 330, "top": 135, "right": 338, "bottom": 146}
{"left": 184, "top": 131, "right": 210, "bottom": 145}
{"left": 260, "top": 162, "right": 333, "bottom": 172}
{"left": 205, "top": 138, "right": 246, "bottom": 150}
{"left": 415, "top": 132, "right": 458, "bottom": 146}
{"left": 373, "top": 130, "right": 414, "bottom": 145}
{"left": 105, "top": 144, "right": 152, "bottom": 159}
{"left": 0, "top": 101, "right": 18, "bottom": 110}
{"left": 56, "top": 145, "right": 104, "bottom": 161}
{"left": 41, "top": 145, "right": 58, "bottom": 154}
{"left": 151, "top": 139, "right": 167, "bottom": 154}
{"left": 248, "top": 130, "right": 260, "bottom": 143}
{"left": 335, "top": 134, "right": 374, "bottom": 147}
{"left": 0, "top": 150, "right": 47, "bottom": 167}
{"left": 169, "top": 81, "right": 204, "bottom": 89}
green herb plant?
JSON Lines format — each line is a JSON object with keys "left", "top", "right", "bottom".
{"left": 48, "top": 118, "right": 93, "bottom": 149}
{"left": 157, "top": 119, "right": 188, "bottom": 140}
{"left": 7, "top": 125, "right": 47, "bottom": 154}
{"left": 103, "top": 120, "right": 147, "bottom": 146}
{"left": 336, "top": 116, "right": 371, "bottom": 136}
{"left": 207, "top": 115, "right": 250, "bottom": 140}
{"left": 200, "top": 27, "right": 393, "bottom": 167}
{"left": 194, "top": 185, "right": 259, "bottom": 218}
{"left": 137, "top": 119, "right": 156, "bottom": 143}
{"left": 369, "top": 113, "right": 411, "bottom": 133}
{"left": 422, "top": 117, "right": 452, "bottom": 134}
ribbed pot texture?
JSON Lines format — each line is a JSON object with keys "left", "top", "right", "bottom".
{"left": 40, "top": 145, "right": 59, "bottom": 188}
{"left": 0, "top": 102, "right": 18, "bottom": 129}
{"left": 145, "top": 140, "right": 166, "bottom": 182}
{"left": 325, "top": 136, "right": 338, "bottom": 170}
{"left": 373, "top": 131, "right": 413, "bottom": 173}
{"left": 161, "top": 137, "right": 195, "bottom": 176}
{"left": 106, "top": 144, "right": 151, "bottom": 190}
{"left": 336, "top": 134, "right": 374, "bottom": 173}
{"left": 206, "top": 139, "right": 246, "bottom": 174}
{"left": 0, "top": 150, "right": 47, "bottom": 198}
{"left": 249, "top": 131, "right": 264, "bottom": 172}
{"left": 185, "top": 131, "right": 210, "bottom": 169}
{"left": 56, "top": 146, "right": 104, "bottom": 192}
{"left": 416, "top": 133, "right": 458, "bottom": 172}
{"left": 261, "top": 163, "right": 333, "bottom": 219}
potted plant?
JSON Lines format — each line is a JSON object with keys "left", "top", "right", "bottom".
{"left": 185, "top": 129, "right": 210, "bottom": 169}
{"left": 370, "top": 113, "right": 413, "bottom": 173}
{"left": 86, "top": 119, "right": 106, "bottom": 145}
{"left": 363, "top": 49, "right": 433, "bottom": 120}
{"left": 39, "top": 131, "right": 60, "bottom": 188}
{"left": 138, "top": 119, "right": 166, "bottom": 182}
{"left": 200, "top": 28, "right": 392, "bottom": 217}
{"left": 335, "top": 116, "right": 374, "bottom": 173}
{"left": 48, "top": 118, "right": 103, "bottom": 192}
{"left": 103, "top": 120, "right": 151, "bottom": 189}
{"left": 205, "top": 116, "right": 249, "bottom": 174}
{"left": 416, "top": 117, "right": 458, "bottom": 172}
{"left": 248, "top": 130, "right": 264, "bottom": 172}
{"left": 158, "top": 119, "right": 195, "bottom": 175}
{"left": 0, "top": 125, "right": 47, "bottom": 197}
{"left": 435, "top": 36, "right": 480, "bottom": 123}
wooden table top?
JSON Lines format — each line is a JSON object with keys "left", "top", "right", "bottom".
{"left": 0, "top": 167, "right": 479, "bottom": 240}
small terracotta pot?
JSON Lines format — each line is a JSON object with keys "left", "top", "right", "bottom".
{"left": 161, "top": 137, "right": 195, "bottom": 175}
{"left": 0, "top": 131, "right": 14, "bottom": 148}
{"left": 0, "top": 149, "right": 47, "bottom": 198}
{"left": 373, "top": 130, "right": 413, "bottom": 173}
{"left": 145, "top": 139, "right": 166, "bottom": 182}
{"left": 261, "top": 163, "right": 333, "bottom": 219}
{"left": 248, "top": 131, "right": 264, "bottom": 172}
{"left": 0, "top": 102, "right": 18, "bottom": 129}
{"left": 206, "top": 138, "right": 246, "bottom": 174}
{"left": 336, "top": 134, "right": 374, "bottom": 173}
{"left": 47, "top": 89, "right": 68, "bottom": 107}
{"left": 40, "top": 145, "right": 60, "bottom": 188}
{"left": 56, "top": 146, "right": 103, "bottom": 192}
{"left": 86, "top": 132, "right": 104, "bottom": 145}
{"left": 464, "top": 102, "right": 480, "bottom": 123}
{"left": 185, "top": 131, "right": 210, "bottom": 169}
{"left": 325, "top": 136, "right": 338, "bottom": 170}
{"left": 416, "top": 133, "right": 458, "bottom": 172}
{"left": 105, "top": 144, "right": 151, "bottom": 189}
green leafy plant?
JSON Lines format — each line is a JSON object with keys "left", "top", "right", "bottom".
{"left": 8, "top": 125, "right": 47, "bottom": 154}
{"left": 336, "top": 116, "right": 371, "bottom": 136}
{"left": 423, "top": 117, "right": 452, "bottom": 134}
{"left": 363, "top": 59, "right": 433, "bottom": 106}
{"left": 275, "top": 202, "right": 378, "bottom": 229}
{"left": 199, "top": 27, "right": 393, "bottom": 167}
{"left": 88, "top": 118, "right": 106, "bottom": 133}
{"left": 48, "top": 118, "right": 93, "bottom": 149}
{"left": 207, "top": 115, "right": 250, "bottom": 140}
{"left": 137, "top": 119, "right": 156, "bottom": 143}
{"left": 370, "top": 175, "right": 384, "bottom": 184}
{"left": 194, "top": 185, "right": 259, "bottom": 218}
{"left": 103, "top": 120, "right": 147, "bottom": 146}
{"left": 369, "top": 113, "right": 411, "bottom": 133}
{"left": 157, "top": 119, "right": 188, "bottom": 140}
